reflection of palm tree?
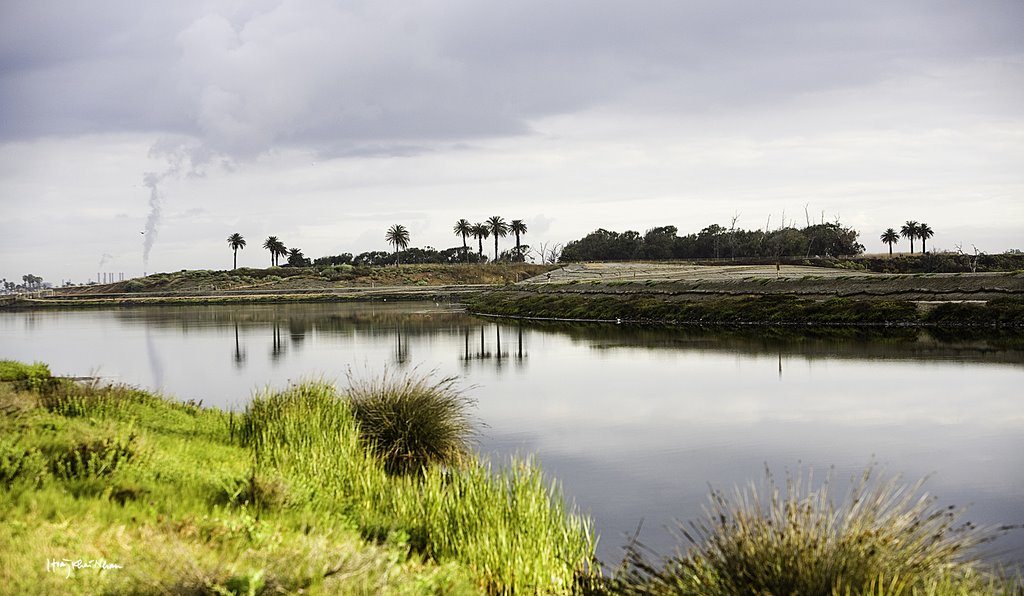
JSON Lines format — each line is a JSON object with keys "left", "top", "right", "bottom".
{"left": 478, "top": 326, "right": 490, "bottom": 359}
{"left": 385, "top": 224, "right": 410, "bottom": 266}
{"left": 394, "top": 324, "right": 409, "bottom": 365}
{"left": 471, "top": 223, "right": 489, "bottom": 262}
{"left": 227, "top": 233, "right": 246, "bottom": 269}
{"left": 270, "top": 321, "right": 286, "bottom": 361}
{"left": 917, "top": 223, "right": 934, "bottom": 253}
{"left": 453, "top": 219, "right": 472, "bottom": 263}
{"left": 233, "top": 323, "right": 246, "bottom": 368}
{"left": 495, "top": 325, "right": 507, "bottom": 367}
{"left": 900, "top": 221, "right": 919, "bottom": 254}
{"left": 880, "top": 228, "right": 899, "bottom": 255}
{"left": 487, "top": 216, "right": 509, "bottom": 261}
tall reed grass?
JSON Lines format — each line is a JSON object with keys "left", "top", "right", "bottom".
{"left": 239, "top": 378, "right": 596, "bottom": 593}
{"left": 611, "top": 466, "right": 1014, "bottom": 595}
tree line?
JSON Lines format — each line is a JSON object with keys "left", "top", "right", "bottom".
{"left": 560, "top": 221, "right": 865, "bottom": 262}
{"left": 224, "top": 216, "right": 529, "bottom": 270}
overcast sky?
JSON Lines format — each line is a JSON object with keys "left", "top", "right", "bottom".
{"left": 1, "top": 0, "right": 1022, "bottom": 284}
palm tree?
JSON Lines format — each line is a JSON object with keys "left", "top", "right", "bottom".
{"left": 917, "top": 223, "right": 934, "bottom": 253}
{"left": 471, "top": 223, "right": 490, "bottom": 262}
{"left": 880, "top": 228, "right": 899, "bottom": 255}
{"left": 263, "top": 236, "right": 287, "bottom": 266}
{"left": 385, "top": 224, "right": 410, "bottom": 266}
{"left": 510, "top": 219, "right": 528, "bottom": 261}
{"left": 227, "top": 233, "right": 246, "bottom": 269}
{"left": 453, "top": 219, "right": 472, "bottom": 263}
{"left": 900, "top": 221, "right": 920, "bottom": 254}
{"left": 486, "top": 215, "right": 509, "bottom": 261}
{"left": 286, "top": 247, "right": 305, "bottom": 267}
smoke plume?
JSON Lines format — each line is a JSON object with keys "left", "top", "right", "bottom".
{"left": 141, "top": 172, "right": 163, "bottom": 268}
{"left": 141, "top": 139, "right": 203, "bottom": 269}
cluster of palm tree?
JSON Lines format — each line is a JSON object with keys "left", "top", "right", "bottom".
{"left": 262, "top": 236, "right": 289, "bottom": 266}
{"left": 226, "top": 234, "right": 308, "bottom": 269}
{"left": 452, "top": 217, "right": 528, "bottom": 262}
{"left": 880, "top": 221, "right": 934, "bottom": 255}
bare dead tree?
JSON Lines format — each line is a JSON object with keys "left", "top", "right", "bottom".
{"left": 531, "top": 241, "right": 563, "bottom": 264}
{"left": 955, "top": 243, "right": 984, "bottom": 273}
{"left": 729, "top": 212, "right": 741, "bottom": 260}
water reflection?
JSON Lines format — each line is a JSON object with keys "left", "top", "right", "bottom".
{"left": 270, "top": 321, "right": 286, "bottom": 362}
{"left": 233, "top": 323, "right": 246, "bottom": 368}
{"left": 394, "top": 324, "right": 409, "bottom": 365}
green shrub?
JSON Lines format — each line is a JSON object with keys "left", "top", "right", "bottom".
{"left": 345, "top": 369, "right": 476, "bottom": 475}
{"left": 50, "top": 432, "right": 139, "bottom": 479}
{"left": 612, "top": 466, "right": 1007, "bottom": 595}
{"left": 0, "top": 437, "right": 48, "bottom": 488}
{"left": 0, "top": 360, "right": 52, "bottom": 384}
{"left": 38, "top": 380, "right": 153, "bottom": 418}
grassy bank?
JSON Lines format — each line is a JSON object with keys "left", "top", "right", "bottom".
{"left": 3, "top": 361, "right": 1019, "bottom": 594}
{"left": 0, "top": 361, "right": 594, "bottom": 594}
{"left": 604, "top": 467, "right": 1020, "bottom": 595}
{"left": 468, "top": 292, "right": 1024, "bottom": 328}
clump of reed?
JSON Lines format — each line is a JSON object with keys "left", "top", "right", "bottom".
{"left": 238, "top": 378, "right": 596, "bottom": 594}
{"left": 345, "top": 368, "right": 476, "bottom": 475}
{"left": 612, "top": 466, "right": 1013, "bottom": 595}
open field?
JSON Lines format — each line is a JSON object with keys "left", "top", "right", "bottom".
{"left": 519, "top": 262, "right": 1024, "bottom": 302}
{"left": 4, "top": 262, "right": 1023, "bottom": 315}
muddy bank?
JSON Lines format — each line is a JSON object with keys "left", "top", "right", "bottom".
{"left": 469, "top": 266, "right": 1024, "bottom": 328}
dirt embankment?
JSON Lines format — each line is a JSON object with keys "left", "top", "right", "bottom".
{"left": 5, "top": 264, "right": 558, "bottom": 309}
{"left": 519, "top": 263, "right": 1024, "bottom": 302}
{"left": 467, "top": 263, "right": 1024, "bottom": 328}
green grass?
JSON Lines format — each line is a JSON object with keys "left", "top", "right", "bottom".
{"left": 607, "top": 466, "right": 1019, "bottom": 595}
{"left": 469, "top": 292, "right": 1024, "bottom": 328}
{"left": 1, "top": 364, "right": 595, "bottom": 594}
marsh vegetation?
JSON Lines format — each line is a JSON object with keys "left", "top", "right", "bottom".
{"left": 3, "top": 360, "right": 1021, "bottom": 593}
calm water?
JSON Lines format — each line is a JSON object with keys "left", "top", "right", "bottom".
{"left": 2, "top": 302, "right": 1022, "bottom": 565}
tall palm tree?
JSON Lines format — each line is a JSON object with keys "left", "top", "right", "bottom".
{"left": 509, "top": 219, "right": 528, "bottom": 260}
{"left": 880, "top": 228, "right": 899, "bottom": 255}
{"left": 486, "top": 215, "right": 509, "bottom": 261}
{"left": 263, "top": 236, "right": 286, "bottom": 266}
{"left": 900, "top": 221, "right": 920, "bottom": 254}
{"left": 453, "top": 219, "right": 472, "bottom": 263}
{"left": 275, "top": 242, "right": 289, "bottom": 267}
{"left": 917, "top": 223, "right": 934, "bottom": 253}
{"left": 227, "top": 233, "right": 246, "bottom": 270}
{"left": 471, "top": 223, "right": 490, "bottom": 262}
{"left": 385, "top": 224, "right": 410, "bottom": 266}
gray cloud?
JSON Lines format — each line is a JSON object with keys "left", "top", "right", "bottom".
{"left": 3, "top": 0, "right": 1021, "bottom": 159}
{"left": 2, "top": 0, "right": 1022, "bottom": 282}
